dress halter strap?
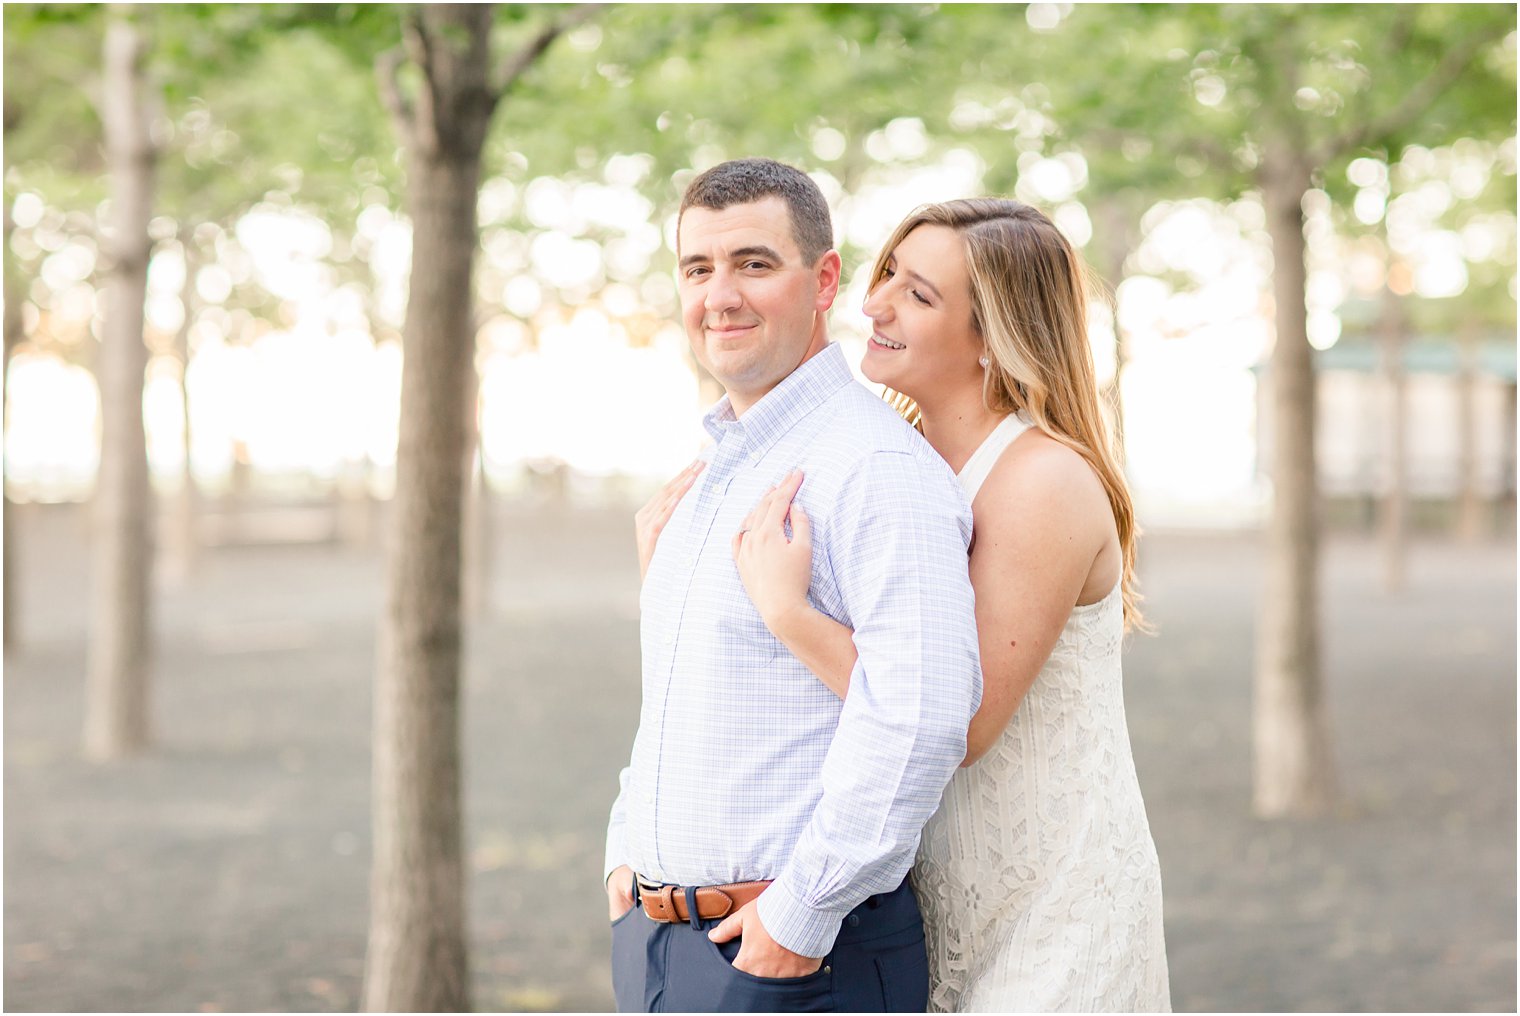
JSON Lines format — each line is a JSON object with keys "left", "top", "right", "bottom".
{"left": 955, "top": 413, "right": 1035, "bottom": 501}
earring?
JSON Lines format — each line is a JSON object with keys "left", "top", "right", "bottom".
{"left": 978, "top": 356, "right": 989, "bottom": 370}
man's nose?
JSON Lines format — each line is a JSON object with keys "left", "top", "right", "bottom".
{"left": 704, "top": 271, "right": 742, "bottom": 314}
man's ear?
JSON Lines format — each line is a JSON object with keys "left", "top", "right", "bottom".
{"left": 814, "top": 249, "right": 843, "bottom": 311}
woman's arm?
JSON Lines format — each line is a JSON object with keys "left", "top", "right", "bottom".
{"left": 732, "top": 470, "right": 859, "bottom": 700}
{"left": 736, "top": 447, "right": 1118, "bottom": 768}
{"left": 763, "top": 601, "right": 858, "bottom": 701}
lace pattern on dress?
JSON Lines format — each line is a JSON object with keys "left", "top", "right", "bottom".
{"left": 911, "top": 415, "right": 1171, "bottom": 1013}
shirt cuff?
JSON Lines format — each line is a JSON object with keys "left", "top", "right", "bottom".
{"left": 755, "top": 878, "right": 848, "bottom": 959}
{"left": 604, "top": 826, "right": 627, "bottom": 886}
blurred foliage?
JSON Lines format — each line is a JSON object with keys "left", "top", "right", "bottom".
{"left": 2, "top": 3, "right": 1515, "bottom": 361}
{"left": 4, "top": 6, "right": 106, "bottom": 204}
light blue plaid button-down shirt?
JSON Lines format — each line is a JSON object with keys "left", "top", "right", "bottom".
{"left": 605, "top": 343, "right": 983, "bottom": 958}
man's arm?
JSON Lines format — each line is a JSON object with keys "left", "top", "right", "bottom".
{"left": 754, "top": 450, "right": 982, "bottom": 957}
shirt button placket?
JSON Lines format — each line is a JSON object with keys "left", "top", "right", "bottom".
{"left": 648, "top": 431, "right": 744, "bottom": 877}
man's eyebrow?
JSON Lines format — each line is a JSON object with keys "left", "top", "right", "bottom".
{"left": 679, "top": 245, "right": 786, "bottom": 270}
{"left": 731, "top": 245, "right": 783, "bottom": 263}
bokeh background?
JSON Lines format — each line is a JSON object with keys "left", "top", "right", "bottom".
{"left": 3, "top": 4, "right": 1515, "bottom": 1012}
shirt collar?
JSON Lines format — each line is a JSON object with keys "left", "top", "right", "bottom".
{"left": 701, "top": 343, "right": 855, "bottom": 459}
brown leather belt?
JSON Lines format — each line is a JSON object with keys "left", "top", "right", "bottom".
{"left": 636, "top": 875, "right": 772, "bottom": 924}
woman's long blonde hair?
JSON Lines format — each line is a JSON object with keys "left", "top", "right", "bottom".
{"left": 873, "top": 198, "right": 1149, "bottom": 632}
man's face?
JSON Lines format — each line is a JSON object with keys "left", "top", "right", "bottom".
{"left": 677, "top": 196, "right": 840, "bottom": 415}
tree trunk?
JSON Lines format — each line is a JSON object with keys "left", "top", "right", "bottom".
{"left": 4, "top": 192, "right": 23, "bottom": 653}
{"left": 1504, "top": 382, "right": 1518, "bottom": 529}
{"left": 1093, "top": 197, "right": 1134, "bottom": 447}
{"left": 460, "top": 366, "right": 490, "bottom": 618}
{"left": 363, "top": 6, "right": 497, "bottom": 1011}
{"left": 84, "top": 13, "right": 156, "bottom": 761}
{"left": 1253, "top": 151, "right": 1335, "bottom": 817}
{"left": 365, "top": 139, "right": 477, "bottom": 1016}
{"left": 1377, "top": 274, "right": 1408, "bottom": 592}
{"left": 163, "top": 235, "right": 200, "bottom": 584}
{"left": 1454, "top": 319, "right": 1484, "bottom": 541}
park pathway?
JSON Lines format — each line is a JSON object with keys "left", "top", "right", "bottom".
{"left": 4, "top": 502, "right": 1515, "bottom": 1012}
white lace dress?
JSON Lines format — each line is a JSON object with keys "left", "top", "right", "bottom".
{"left": 911, "top": 414, "right": 1172, "bottom": 1013}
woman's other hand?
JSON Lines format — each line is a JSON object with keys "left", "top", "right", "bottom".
{"left": 635, "top": 459, "right": 705, "bottom": 582}
{"left": 732, "top": 469, "right": 812, "bottom": 630}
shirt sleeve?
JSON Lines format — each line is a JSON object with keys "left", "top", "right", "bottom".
{"left": 756, "top": 449, "right": 983, "bottom": 957}
{"left": 604, "top": 764, "right": 632, "bottom": 885}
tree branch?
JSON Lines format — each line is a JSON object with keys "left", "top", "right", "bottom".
{"left": 1335, "top": 8, "right": 1415, "bottom": 148}
{"left": 492, "top": 3, "right": 608, "bottom": 100}
{"left": 402, "top": 11, "right": 441, "bottom": 154}
{"left": 1324, "top": 22, "right": 1509, "bottom": 163}
{"left": 1383, "top": 6, "right": 1419, "bottom": 57}
{"left": 403, "top": 10, "right": 438, "bottom": 89}
{"left": 375, "top": 47, "right": 414, "bottom": 138}
{"left": 2, "top": 93, "right": 21, "bottom": 135}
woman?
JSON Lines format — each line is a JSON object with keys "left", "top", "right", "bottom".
{"left": 639, "top": 199, "right": 1170, "bottom": 1011}
{"left": 741, "top": 200, "right": 1167, "bottom": 1016}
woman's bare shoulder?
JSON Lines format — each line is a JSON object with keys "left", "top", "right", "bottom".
{"left": 973, "top": 429, "right": 1113, "bottom": 537}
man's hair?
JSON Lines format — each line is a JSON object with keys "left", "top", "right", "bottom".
{"left": 678, "top": 158, "right": 834, "bottom": 265}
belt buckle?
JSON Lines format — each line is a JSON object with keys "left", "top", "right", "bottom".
{"left": 635, "top": 875, "right": 682, "bottom": 923}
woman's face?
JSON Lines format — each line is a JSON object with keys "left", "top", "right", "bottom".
{"left": 860, "top": 224, "right": 982, "bottom": 405}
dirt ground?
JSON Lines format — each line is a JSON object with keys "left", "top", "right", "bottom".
{"left": 4, "top": 499, "right": 1515, "bottom": 1012}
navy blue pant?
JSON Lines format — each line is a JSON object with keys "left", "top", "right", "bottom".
{"left": 610, "top": 880, "right": 929, "bottom": 1012}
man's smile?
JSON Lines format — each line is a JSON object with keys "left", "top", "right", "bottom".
{"left": 707, "top": 322, "right": 760, "bottom": 339}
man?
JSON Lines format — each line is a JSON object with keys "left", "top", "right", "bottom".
{"left": 605, "top": 158, "right": 982, "bottom": 1012}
